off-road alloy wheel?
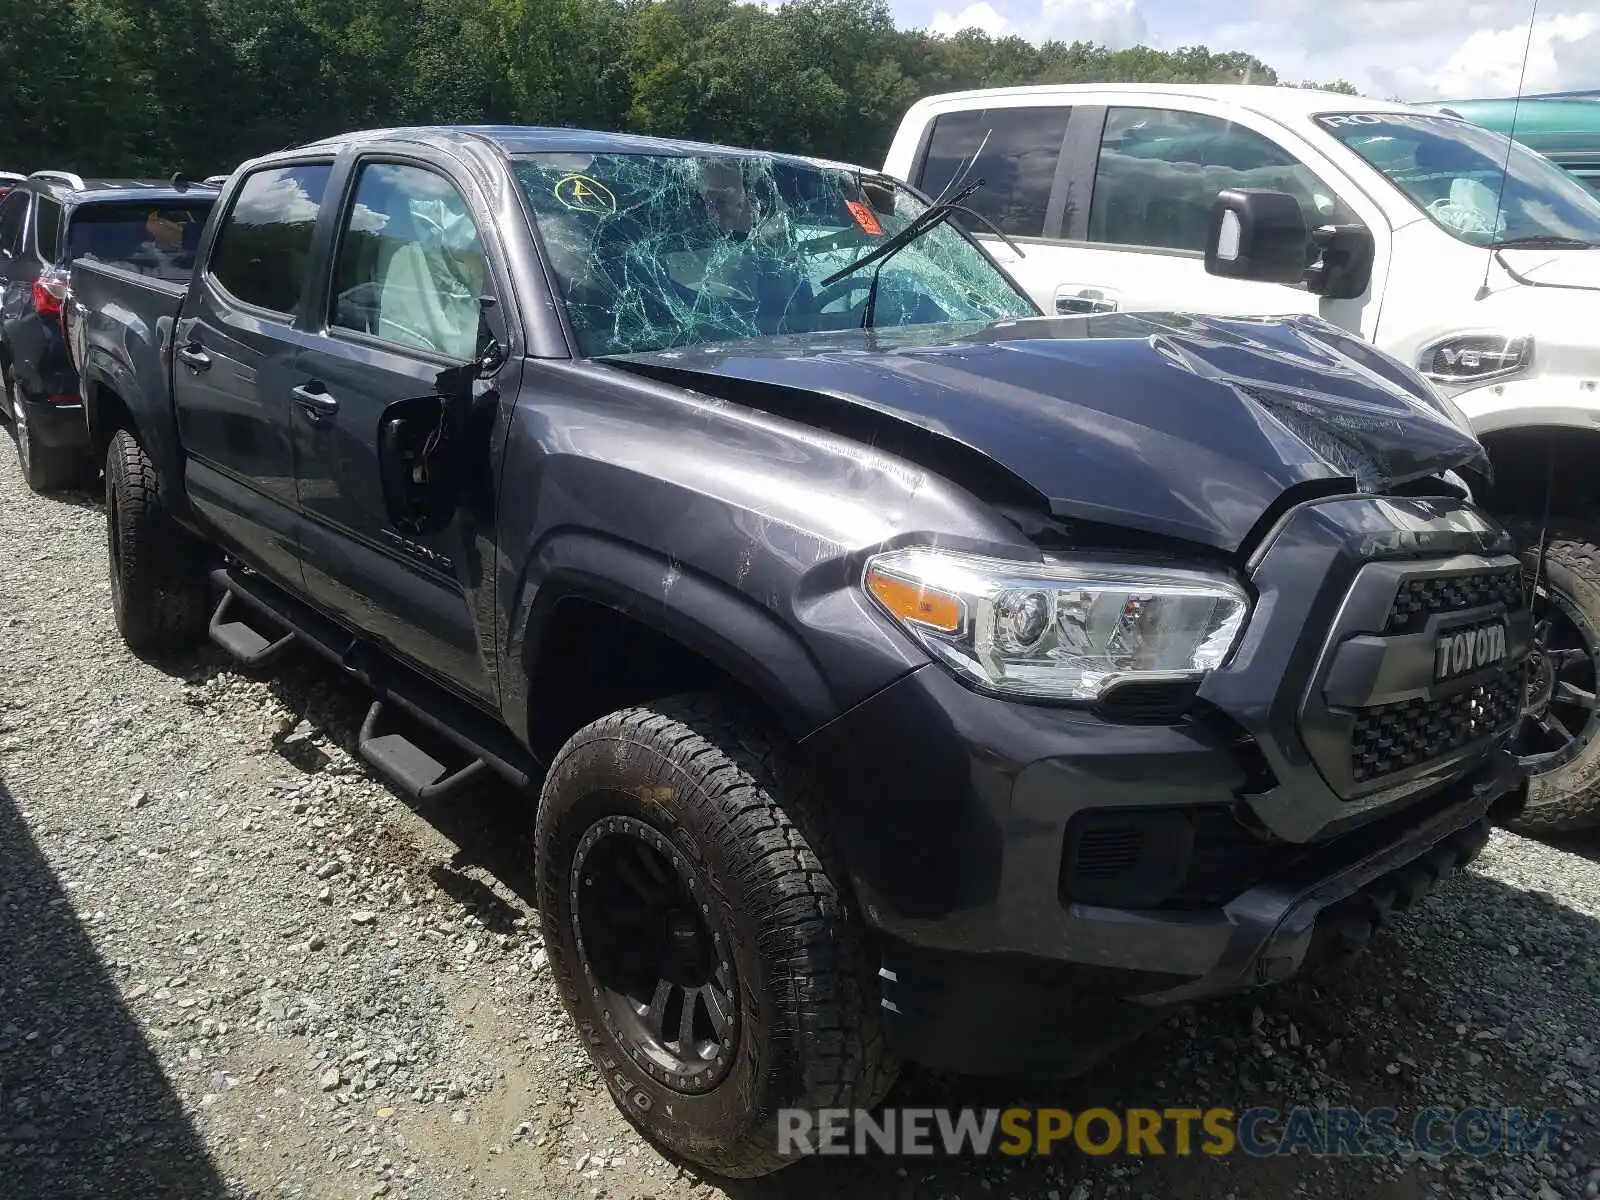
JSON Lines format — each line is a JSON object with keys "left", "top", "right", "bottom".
{"left": 535, "top": 695, "right": 895, "bottom": 1178}
{"left": 1508, "top": 526, "right": 1600, "bottom": 834}
{"left": 105, "top": 429, "right": 208, "bottom": 653}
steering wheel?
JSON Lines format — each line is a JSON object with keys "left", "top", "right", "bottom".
{"left": 811, "top": 276, "right": 879, "bottom": 314}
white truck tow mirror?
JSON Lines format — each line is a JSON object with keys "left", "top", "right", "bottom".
{"left": 1204, "top": 189, "right": 1309, "bottom": 287}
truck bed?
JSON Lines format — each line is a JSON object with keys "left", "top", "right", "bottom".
{"left": 65, "top": 257, "right": 188, "bottom": 380}
{"left": 66, "top": 256, "right": 192, "bottom": 483}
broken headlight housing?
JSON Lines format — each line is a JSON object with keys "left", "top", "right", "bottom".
{"left": 863, "top": 548, "right": 1251, "bottom": 702}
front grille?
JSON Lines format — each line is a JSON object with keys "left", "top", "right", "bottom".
{"left": 1386, "top": 568, "right": 1521, "bottom": 632}
{"left": 1350, "top": 674, "right": 1521, "bottom": 783}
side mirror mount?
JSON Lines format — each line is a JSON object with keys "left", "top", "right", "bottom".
{"left": 378, "top": 297, "right": 505, "bottom": 537}
{"left": 1204, "top": 189, "right": 1309, "bottom": 286}
{"left": 474, "top": 294, "right": 506, "bottom": 378}
{"left": 1304, "top": 223, "right": 1375, "bottom": 300}
{"left": 378, "top": 363, "right": 479, "bottom": 537}
{"left": 379, "top": 394, "right": 456, "bottom": 537}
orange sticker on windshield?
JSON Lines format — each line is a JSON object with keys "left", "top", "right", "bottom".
{"left": 845, "top": 200, "right": 883, "bottom": 236}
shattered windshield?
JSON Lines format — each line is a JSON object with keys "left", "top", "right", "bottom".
{"left": 1317, "top": 112, "right": 1600, "bottom": 247}
{"left": 513, "top": 152, "right": 1038, "bottom": 357}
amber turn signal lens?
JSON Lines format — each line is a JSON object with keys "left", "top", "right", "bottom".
{"left": 865, "top": 567, "right": 963, "bottom": 633}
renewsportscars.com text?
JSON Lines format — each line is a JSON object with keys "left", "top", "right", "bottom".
{"left": 777, "top": 1106, "right": 1564, "bottom": 1159}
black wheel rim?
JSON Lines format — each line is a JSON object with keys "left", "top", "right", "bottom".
{"left": 570, "top": 813, "right": 738, "bottom": 1094}
{"left": 1513, "top": 577, "right": 1600, "bottom": 774}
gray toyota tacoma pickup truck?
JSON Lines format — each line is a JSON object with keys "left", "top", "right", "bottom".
{"left": 67, "top": 125, "right": 1528, "bottom": 1177}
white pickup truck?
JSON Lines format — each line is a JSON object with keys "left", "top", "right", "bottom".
{"left": 885, "top": 83, "right": 1600, "bottom": 833}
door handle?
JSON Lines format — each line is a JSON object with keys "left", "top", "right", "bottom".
{"left": 176, "top": 342, "right": 211, "bottom": 371}
{"left": 291, "top": 382, "right": 339, "bottom": 419}
{"left": 1054, "top": 285, "right": 1119, "bottom": 315}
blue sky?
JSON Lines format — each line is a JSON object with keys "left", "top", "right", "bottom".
{"left": 872, "top": 0, "right": 1600, "bottom": 100}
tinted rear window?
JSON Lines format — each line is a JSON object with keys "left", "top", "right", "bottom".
{"left": 67, "top": 201, "right": 214, "bottom": 280}
{"left": 915, "top": 106, "right": 1072, "bottom": 238}
{"left": 208, "top": 164, "right": 333, "bottom": 313}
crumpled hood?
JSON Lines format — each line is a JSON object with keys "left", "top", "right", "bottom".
{"left": 608, "top": 312, "right": 1489, "bottom": 553}
{"left": 1499, "top": 247, "right": 1600, "bottom": 291}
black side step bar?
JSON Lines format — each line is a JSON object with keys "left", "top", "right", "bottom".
{"left": 359, "top": 700, "right": 489, "bottom": 801}
{"left": 208, "top": 567, "right": 539, "bottom": 795}
{"left": 209, "top": 589, "right": 296, "bottom": 667}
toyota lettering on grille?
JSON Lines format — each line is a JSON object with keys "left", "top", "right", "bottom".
{"left": 1434, "top": 619, "right": 1508, "bottom": 684}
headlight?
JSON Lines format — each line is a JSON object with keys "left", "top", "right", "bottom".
{"left": 1419, "top": 334, "right": 1533, "bottom": 385}
{"left": 863, "top": 548, "right": 1251, "bottom": 701}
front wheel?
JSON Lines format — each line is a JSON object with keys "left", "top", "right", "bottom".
{"left": 1508, "top": 526, "right": 1600, "bottom": 834}
{"left": 534, "top": 696, "right": 896, "bottom": 1178}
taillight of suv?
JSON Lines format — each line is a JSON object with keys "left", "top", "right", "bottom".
{"left": 32, "top": 266, "right": 70, "bottom": 318}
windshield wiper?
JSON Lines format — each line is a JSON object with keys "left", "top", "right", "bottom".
{"left": 1491, "top": 235, "right": 1594, "bottom": 249}
{"left": 820, "top": 178, "right": 988, "bottom": 329}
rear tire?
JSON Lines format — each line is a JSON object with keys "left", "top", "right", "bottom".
{"left": 1506, "top": 524, "right": 1600, "bottom": 834}
{"left": 535, "top": 695, "right": 896, "bottom": 1178}
{"left": 105, "top": 428, "right": 208, "bottom": 653}
{"left": 10, "top": 378, "right": 89, "bottom": 493}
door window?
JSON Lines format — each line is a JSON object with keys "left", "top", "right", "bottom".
{"left": 208, "top": 163, "right": 334, "bottom": 314}
{"left": 1088, "top": 107, "right": 1355, "bottom": 252}
{"left": 33, "top": 197, "right": 62, "bottom": 262}
{"left": 0, "top": 191, "right": 28, "bottom": 257}
{"left": 329, "top": 162, "right": 490, "bottom": 361}
{"left": 916, "top": 106, "right": 1072, "bottom": 238}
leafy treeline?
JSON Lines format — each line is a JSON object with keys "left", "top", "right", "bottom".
{"left": 0, "top": 0, "right": 1358, "bottom": 177}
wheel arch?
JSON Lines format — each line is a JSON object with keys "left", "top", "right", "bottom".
{"left": 1476, "top": 424, "right": 1600, "bottom": 522}
{"left": 508, "top": 531, "right": 843, "bottom": 763}
{"left": 83, "top": 376, "right": 140, "bottom": 468}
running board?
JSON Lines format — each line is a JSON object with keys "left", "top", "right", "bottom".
{"left": 209, "top": 588, "right": 296, "bottom": 667}
{"left": 358, "top": 700, "right": 489, "bottom": 801}
{"left": 207, "top": 566, "right": 540, "bottom": 794}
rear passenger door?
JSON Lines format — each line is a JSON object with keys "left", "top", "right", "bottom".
{"left": 290, "top": 155, "right": 509, "bottom": 705}
{"left": 175, "top": 159, "right": 335, "bottom": 591}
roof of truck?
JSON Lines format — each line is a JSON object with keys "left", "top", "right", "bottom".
{"left": 902, "top": 83, "right": 1419, "bottom": 120}
{"left": 298, "top": 125, "right": 880, "bottom": 169}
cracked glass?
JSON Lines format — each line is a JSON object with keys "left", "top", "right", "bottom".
{"left": 513, "top": 152, "right": 1037, "bottom": 357}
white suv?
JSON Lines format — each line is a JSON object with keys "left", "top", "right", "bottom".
{"left": 886, "top": 84, "right": 1600, "bottom": 833}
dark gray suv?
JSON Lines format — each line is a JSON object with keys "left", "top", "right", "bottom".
{"left": 0, "top": 171, "right": 215, "bottom": 491}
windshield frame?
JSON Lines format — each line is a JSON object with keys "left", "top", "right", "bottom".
{"left": 509, "top": 150, "right": 1041, "bottom": 360}
{"left": 1312, "top": 109, "right": 1600, "bottom": 248}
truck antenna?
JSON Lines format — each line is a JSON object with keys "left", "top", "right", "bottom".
{"left": 1477, "top": 0, "right": 1538, "bottom": 300}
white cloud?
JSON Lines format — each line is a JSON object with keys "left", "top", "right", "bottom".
{"left": 907, "top": 0, "right": 1600, "bottom": 102}
{"left": 1397, "top": 12, "right": 1600, "bottom": 98}
{"left": 1203, "top": 0, "right": 1600, "bottom": 98}
{"left": 929, "top": 1, "right": 1011, "bottom": 36}
{"left": 927, "top": 0, "right": 1147, "bottom": 47}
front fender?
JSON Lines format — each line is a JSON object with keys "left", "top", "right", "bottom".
{"left": 1452, "top": 376, "right": 1600, "bottom": 437}
{"left": 502, "top": 528, "right": 861, "bottom": 746}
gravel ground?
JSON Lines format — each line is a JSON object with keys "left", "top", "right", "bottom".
{"left": 3, "top": 441, "right": 1600, "bottom": 1200}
